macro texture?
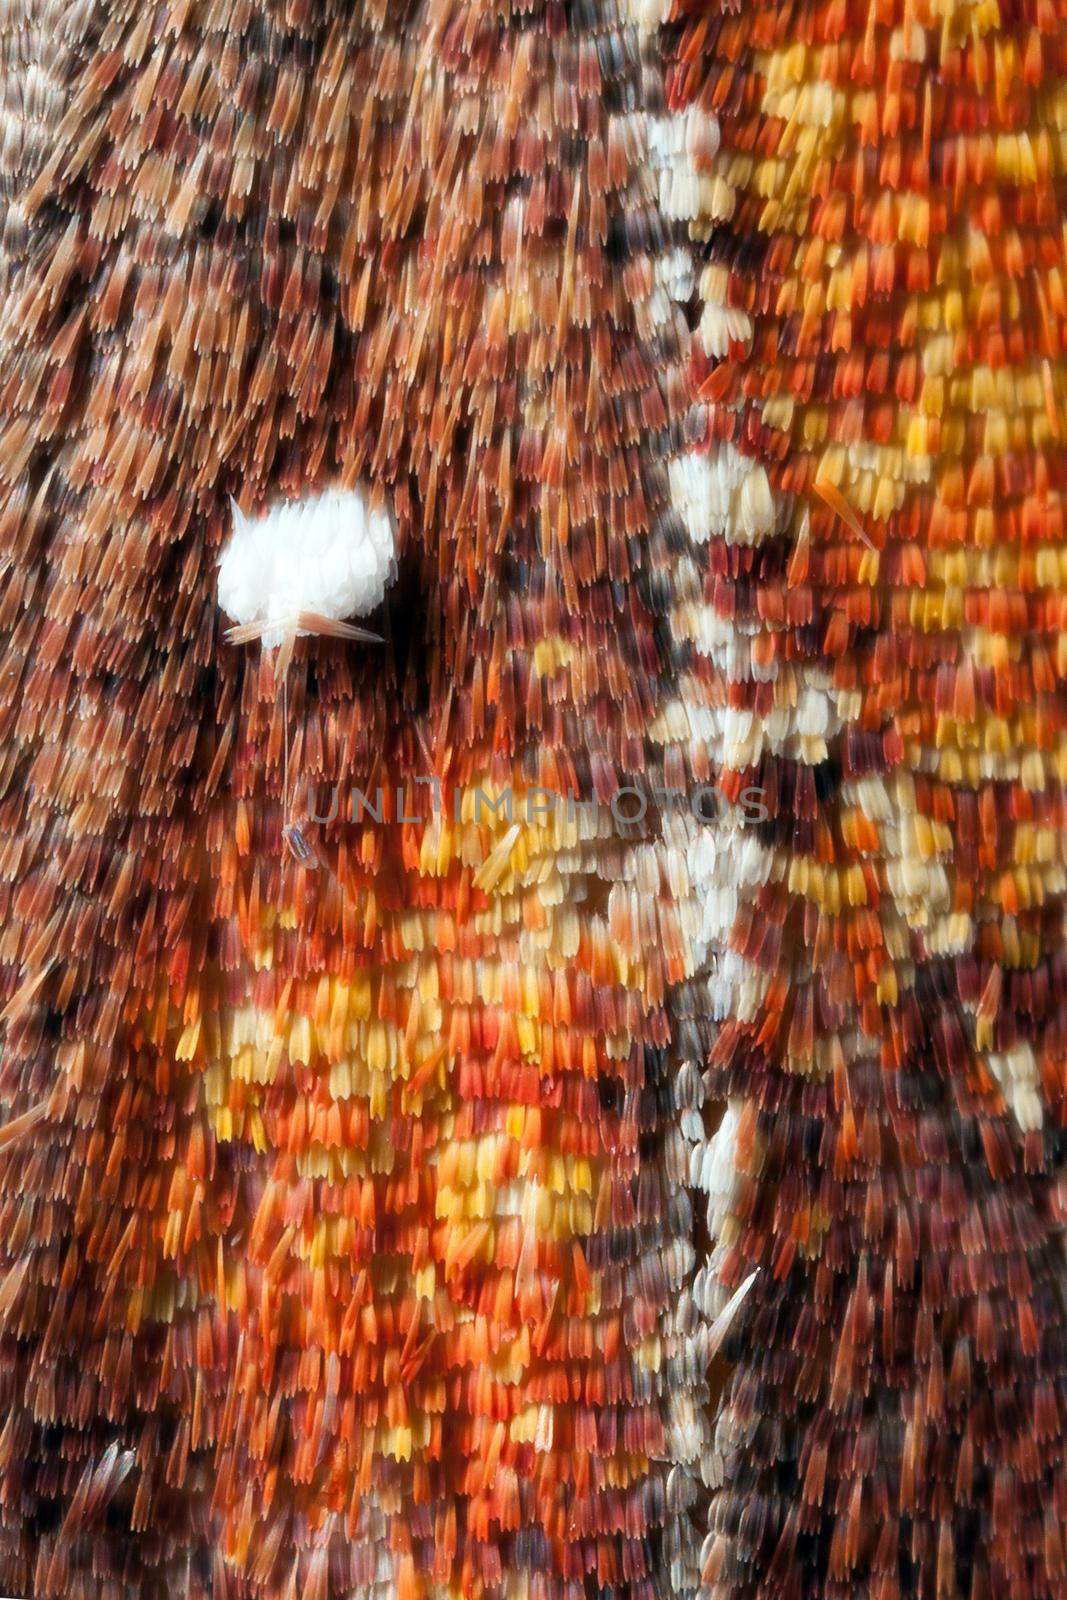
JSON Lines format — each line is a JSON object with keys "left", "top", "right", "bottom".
{"left": 0, "top": 2, "right": 1064, "bottom": 1599}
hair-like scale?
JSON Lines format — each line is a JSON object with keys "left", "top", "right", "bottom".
{"left": 0, "top": 2, "right": 1064, "bottom": 1599}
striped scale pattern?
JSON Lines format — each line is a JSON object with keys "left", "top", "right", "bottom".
{"left": 0, "top": 1, "right": 1064, "bottom": 1599}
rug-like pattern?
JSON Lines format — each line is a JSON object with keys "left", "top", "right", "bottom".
{"left": 0, "top": 2, "right": 1064, "bottom": 1598}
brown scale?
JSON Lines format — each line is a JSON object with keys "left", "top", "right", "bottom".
{"left": 0, "top": 3, "right": 709, "bottom": 1599}
{"left": 666, "top": 0, "right": 1067, "bottom": 1596}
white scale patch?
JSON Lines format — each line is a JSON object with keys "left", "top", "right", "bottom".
{"left": 218, "top": 486, "right": 396, "bottom": 648}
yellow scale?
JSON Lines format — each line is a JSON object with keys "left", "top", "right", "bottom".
{"left": 149, "top": 780, "right": 677, "bottom": 1518}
